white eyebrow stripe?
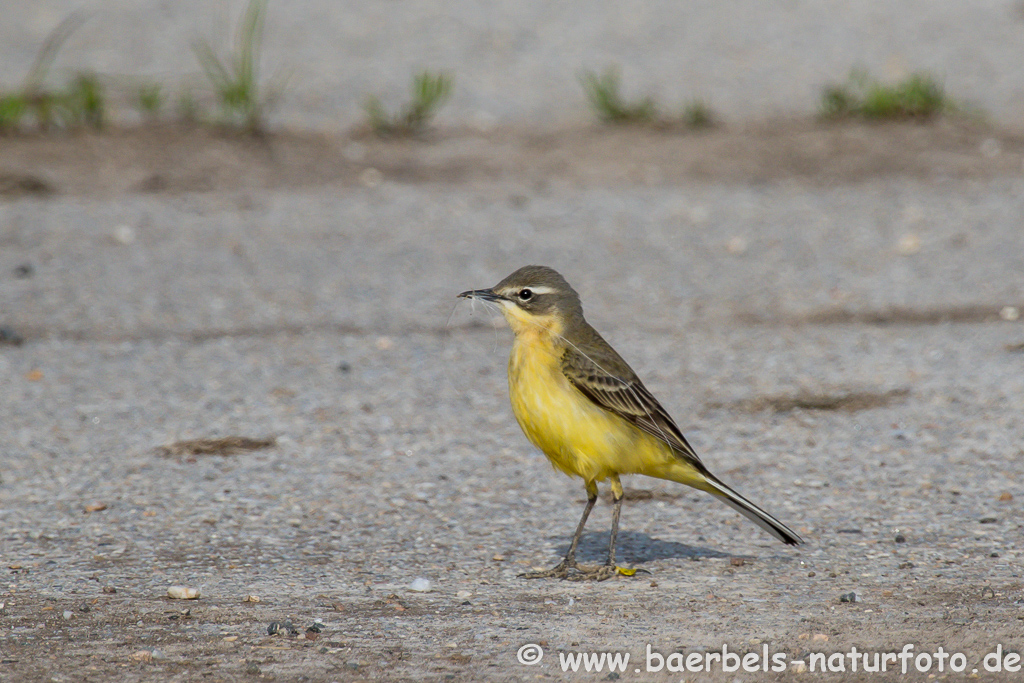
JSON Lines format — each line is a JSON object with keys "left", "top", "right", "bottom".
{"left": 524, "top": 285, "right": 557, "bottom": 295}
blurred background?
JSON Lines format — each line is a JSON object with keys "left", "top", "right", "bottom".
{"left": 3, "top": 0, "right": 1024, "bottom": 130}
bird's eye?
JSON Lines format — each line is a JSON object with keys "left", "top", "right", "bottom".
{"left": 517, "top": 288, "right": 533, "bottom": 301}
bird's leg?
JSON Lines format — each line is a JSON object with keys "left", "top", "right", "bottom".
{"left": 607, "top": 476, "right": 624, "bottom": 567}
{"left": 570, "top": 475, "right": 624, "bottom": 582}
{"left": 519, "top": 481, "right": 598, "bottom": 579}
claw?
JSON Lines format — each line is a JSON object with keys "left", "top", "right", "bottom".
{"left": 520, "top": 561, "right": 647, "bottom": 581}
{"left": 519, "top": 560, "right": 575, "bottom": 579}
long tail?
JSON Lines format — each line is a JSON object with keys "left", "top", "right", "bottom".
{"left": 702, "top": 474, "right": 803, "bottom": 546}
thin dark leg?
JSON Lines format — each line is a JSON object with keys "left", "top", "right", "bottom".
{"left": 566, "top": 475, "right": 624, "bottom": 582}
{"left": 564, "top": 492, "right": 597, "bottom": 565}
{"left": 606, "top": 488, "right": 623, "bottom": 568}
{"left": 520, "top": 481, "right": 598, "bottom": 579}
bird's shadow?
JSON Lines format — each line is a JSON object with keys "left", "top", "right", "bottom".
{"left": 554, "top": 530, "right": 731, "bottom": 564}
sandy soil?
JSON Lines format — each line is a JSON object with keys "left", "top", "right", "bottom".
{"left": 2, "top": 120, "right": 1023, "bottom": 199}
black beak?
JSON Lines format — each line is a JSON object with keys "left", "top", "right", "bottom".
{"left": 457, "top": 288, "right": 503, "bottom": 302}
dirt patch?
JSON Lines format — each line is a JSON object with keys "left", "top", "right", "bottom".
{"left": 741, "top": 304, "right": 1024, "bottom": 327}
{"left": 154, "top": 435, "right": 277, "bottom": 458}
{"left": 710, "top": 387, "right": 911, "bottom": 414}
{"left": 0, "top": 172, "right": 55, "bottom": 198}
{"left": 1, "top": 118, "right": 1022, "bottom": 198}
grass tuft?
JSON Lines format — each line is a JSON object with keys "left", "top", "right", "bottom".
{"left": 192, "top": 0, "right": 280, "bottom": 132}
{"left": 60, "top": 72, "right": 105, "bottom": 128}
{"left": 820, "top": 69, "right": 954, "bottom": 120}
{"left": 365, "top": 71, "right": 454, "bottom": 137}
{"left": 135, "top": 83, "right": 164, "bottom": 120}
{"left": 0, "top": 13, "right": 105, "bottom": 133}
{"left": 0, "top": 94, "right": 28, "bottom": 132}
{"left": 681, "top": 99, "right": 715, "bottom": 129}
{"left": 579, "top": 68, "right": 657, "bottom": 124}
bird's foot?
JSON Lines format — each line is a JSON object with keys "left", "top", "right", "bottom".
{"left": 518, "top": 560, "right": 576, "bottom": 580}
{"left": 520, "top": 561, "right": 641, "bottom": 581}
{"left": 565, "top": 563, "right": 619, "bottom": 582}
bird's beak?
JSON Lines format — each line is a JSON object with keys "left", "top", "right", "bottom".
{"left": 457, "top": 288, "right": 503, "bottom": 302}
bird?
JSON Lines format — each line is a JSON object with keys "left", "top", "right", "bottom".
{"left": 458, "top": 265, "right": 801, "bottom": 581}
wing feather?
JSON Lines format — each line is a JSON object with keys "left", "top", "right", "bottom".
{"left": 561, "top": 348, "right": 706, "bottom": 471}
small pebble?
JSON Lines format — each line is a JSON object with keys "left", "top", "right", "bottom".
{"left": 13, "top": 263, "right": 33, "bottom": 278}
{"left": 267, "top": 619, "right": 299, "bottom": 636}
{"left": 725, "top": 236, "right": 748, "bottom": 254}
{"left": 102, "top": 586, "right": 117, "bottom": 594}
{"left": 62, "top": 610, "right": 73, "bottom": 620}
{"left": 896, "top": 233, "right": 921, "bottom": 255}
{"left": 839, "top": 591, "right": 859, "bottom": 603}
{"left": 999, "top": 492, "right": 1013, "bottom": 502}
{"left": 456, "top": 590, "right": 472, "bottom": 599}
{"left": 243, "top": 594, "right": 260, "bottom": 603}
{"left": 980, "top": 138, "right": 1001, "bottom": 158}
{"left": 729, "top": 557, "right": 745, "bottom": 567}
{"left": 409, "top": 577, "right": 432, "bottom": 592}
{"left": 167, "top": 586, "right": 200, "bottom": 600}
{"left": 1000, "top": 306, "right": 1020, "bottom": 322}
{"left": 359, "top": 167, "right": 383, "bottom": 188}
{"left": 979, "top": 517, "right": 998, "bottom": 524}
{"left": 112, "top": 224, "right": 136, "bottom": 245}
{"left": 894, "top": 533, "right": 906, "bottom": 543}
{"left": 812, "top": 633, "right": 829, "bottom": 643}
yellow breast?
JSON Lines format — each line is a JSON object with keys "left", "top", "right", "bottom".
{"left": 507, "top": 326, "right": 672, "bottom": 483}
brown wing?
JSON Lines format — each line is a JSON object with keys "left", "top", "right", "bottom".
{"left": 560, "top": 346, "right": 707, "bottom": 472}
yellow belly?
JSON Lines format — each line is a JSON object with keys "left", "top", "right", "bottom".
{"left": 508, "top": 335, "right": 678, "bottom": 483}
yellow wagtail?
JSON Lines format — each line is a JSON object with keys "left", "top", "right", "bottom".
{"left": 459, "top": 265, "right": 801, "bottom": 581}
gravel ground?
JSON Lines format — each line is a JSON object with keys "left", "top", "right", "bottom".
{"left": 2, "top": 174, "right": 1024, "bottom": 681}
{"left": 3, "top": 2, "right": 1024, "bottom": 682}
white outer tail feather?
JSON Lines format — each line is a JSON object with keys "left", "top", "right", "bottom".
{"left": 704, "top": 476, "right": 803, "bottom": 546}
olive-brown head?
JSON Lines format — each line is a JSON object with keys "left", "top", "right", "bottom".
{"left": 457, "top": 265, "right": 585, "bottom": 337}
